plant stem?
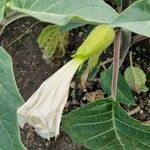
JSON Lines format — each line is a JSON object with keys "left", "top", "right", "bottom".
{"left": 129, "top": 51, "right": 133, "bottom": 67}
{"left": 132, "top": 35, "right": 147, "bottom": 44}
{"left": 5, "top": 21, "right": 40, "bottom": 49}
{"left": 120, "top": 35, "right": 147, "bottom": 66}
{"left": 111, "top": 29, "right": 121, "bottom": 100}
{"left": 118, "top": 0, "right": 123, "bottom": 13}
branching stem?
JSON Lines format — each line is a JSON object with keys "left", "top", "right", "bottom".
{"left": 5, "top": 21, "right": 40, "bottom": 49}
{"left": 120, "top": 35, "right": 147, "bottom": 66}
{"left": 111, "top": 29, "right": 121, "bottom": 100}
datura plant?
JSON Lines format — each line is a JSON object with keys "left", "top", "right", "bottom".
{"left": 0, "top": 0, "right": 150, "bottom": 150}
{"left": 17, "top": 24, "right": 115, "bottom": 139}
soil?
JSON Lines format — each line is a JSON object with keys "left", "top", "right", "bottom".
{"left": 0, "top": 16, "right": 150, "bottom": 150}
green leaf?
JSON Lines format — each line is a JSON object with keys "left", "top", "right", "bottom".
{"left": 37, "top": 25, "right": 69, "bottom": 60}
{"left": 124, "top": 66, "right": 149, "bottom": 93}
{"left": 62, "top": 97, "right": 150, "bottom": 150}
{"left": 0, "top": 47, "right": 25, "bottom": 150}
{"left": 8, "top": 0, "right": 118, "bottom": 25}
{"left": 112, "top": 0, "right": 150, "bottom": 37}
{"left": 100, "top": 67, "right": 135, "bottom": 106}
{"left": 0, "top": 0, "right": 7, "bottom": 21}
{"left": 59, "top": 22, "right": 85, "bottom": 32}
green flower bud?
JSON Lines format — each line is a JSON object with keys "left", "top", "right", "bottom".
{"left": 73, "top": 24, "right": 115, "bottom": 61}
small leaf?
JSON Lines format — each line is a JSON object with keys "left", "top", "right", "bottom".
{"left": 62, "top": 97, "right": 150, "bottom": 150}
{"left": 37, "top": 25, "right": 69, "bottom": 60}
{"left": 124, "top": 66, "right": 149, "bottom": 93}
{"left": 0, "top": 47, "right": 25, "bottom": 150}
{"left": 100, "top": 67, "right": 135, "bottom": 106}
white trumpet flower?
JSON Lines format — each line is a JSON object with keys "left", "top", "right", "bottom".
{"left": 17, "top": 58, "right": 84, "bottom": 139}
{"left": 17, "top": 24, "right": 115, "bottom": 140}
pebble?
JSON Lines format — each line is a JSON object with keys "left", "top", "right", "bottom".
{"left": 139, "top": 110, "right": 144, "bottom": 114}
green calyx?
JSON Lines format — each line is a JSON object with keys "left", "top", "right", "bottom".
{"left": 73, "top": 24, "right": 115, "bottom": 68}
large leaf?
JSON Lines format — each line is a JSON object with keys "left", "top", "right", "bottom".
{"left": 0, "top": 47, "right": 25, "bottom": 150}
{"left": 100, "top": 67, "right": 135, "bottom": 106}
{"left": 112, "top": 0, "right": 150, "bottom": 37}
{"left": 0, "top": 0, "right": 6, "bottom": 21}
{"left": 62, "top": 97, "right": 150, "bottom": 150}
{"left": 8, "top": 0, "right": 118, "bottom": 25}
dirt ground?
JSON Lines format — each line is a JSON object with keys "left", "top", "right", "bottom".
{"left": 0, "top": 16, "right": 150, "bottom": 150}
